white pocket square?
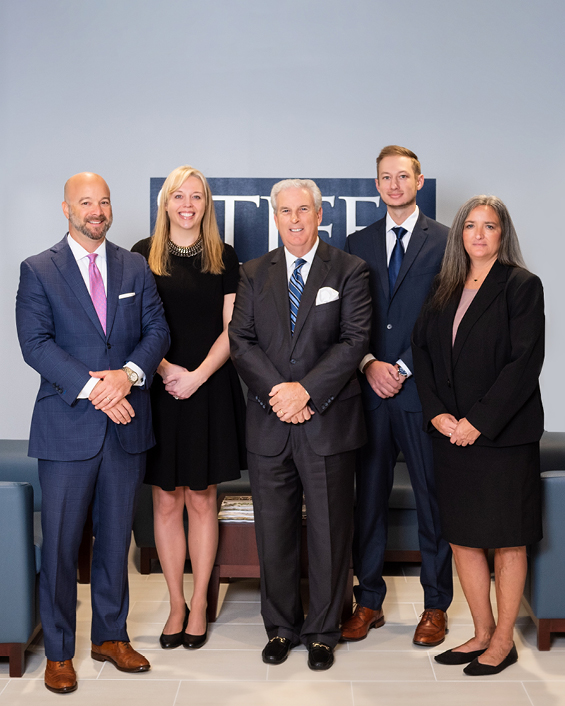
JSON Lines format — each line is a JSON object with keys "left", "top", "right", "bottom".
{"left": 119, "top": 292, "right": 135, "bottom": 299}
{"left": 315, "top": 287, "right": 339, "bottom": 305}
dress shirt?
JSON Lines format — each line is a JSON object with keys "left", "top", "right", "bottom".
{"left": 66, "top": 234, "right": 145, "bottom": 398}
{"left": 360, "top": 207, "right": 420, "bottom": 378}
{"left": 284, "top": 238, "right": 320, "bottom": 284}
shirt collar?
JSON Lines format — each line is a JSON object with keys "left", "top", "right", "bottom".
{"left": 284, "top": 237, "right": 319, "bottom": 270}
{"left": 66, "top": 232, "right": 107, "bottom": 262}
{"left": 385, "top": 205, "right": 420, "bottom": 235}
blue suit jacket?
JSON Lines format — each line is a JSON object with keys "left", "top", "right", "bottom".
{"left": 345, "top": 212, "right": 448, "bottom": 412}
{"left": 16, "top": 236, "right": 170, "bottom": 461}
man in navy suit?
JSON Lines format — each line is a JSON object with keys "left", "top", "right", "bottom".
{"left": 342, "top": 146, "right": 453, "bottom": 646}
{"left": 16, "top": 173, "right": 170, "bottom": 693}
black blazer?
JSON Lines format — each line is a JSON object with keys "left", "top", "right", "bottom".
{"left": 345, "top": 212, "right": 448, "bottom": 412}
{"left": 229, "top": 239, "right": 371, "bottom": 457}
{"left": 412, "top": 261, "right": 544, "bottom": 447}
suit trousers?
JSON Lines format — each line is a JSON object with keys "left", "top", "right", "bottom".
{"left": 353, "top": 399, "right": 452, "bottom": 612}
{"left": 248, "top": 423, "right": 355, "bottom": 648}
{"left": 38, "top": 423, "right": 146, "bottom": 661}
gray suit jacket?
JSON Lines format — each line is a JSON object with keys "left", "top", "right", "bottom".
{"left": 229, "top": 239, "right": 371, "bottom": 457}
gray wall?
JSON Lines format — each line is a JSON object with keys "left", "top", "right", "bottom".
{"left": 1, "top": 0, "right": 563, "bottom": 436}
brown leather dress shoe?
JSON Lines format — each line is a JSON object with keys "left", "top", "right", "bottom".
{"left": 91, "top": 641, "right": 151, "bottom": 672}
{"left": 413, "top": 609, "right": 448, "bottom": 646}
{"left": 44, "top": 659, "right": 77, "bottom": 693}
{"left": 341, "top": 605, "right": 385, "bottom": 641}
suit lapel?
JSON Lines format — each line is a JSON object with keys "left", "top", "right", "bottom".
{"left": 437, "top": 293, "right": 459, "bottom": 386}
{"left": 268, "top": 248, "right": 293, "bottom": 348}
{"left": 52, "top": 237, "right": 106, "bottom": 339}
{"left": 390, "top": 213, "right": 428, "bottom": 300}
{"left": 372, "top": 220, "right": 389, "bottom": 301}
{"left": 452, "top": 261, "right": 508, "bottom": 367}
{"left": 105, "top": 241, "right": 122, "bottom": 338}
{"left": 291, "top": 239, "right": 331, "bottom": 352}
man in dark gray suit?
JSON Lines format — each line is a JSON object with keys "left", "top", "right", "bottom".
{"left": 229, "top": 178, "right": 371, "bottom": 670}
{"left": 342, "top": 146, "right": 453, "bottom": 646}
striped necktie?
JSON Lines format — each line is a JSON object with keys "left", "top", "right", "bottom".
{"left": 289, "top": 258, "right": 306, "bottom": 335}
{"left": 87, "top": 253, "right": 107, "bottom": 334}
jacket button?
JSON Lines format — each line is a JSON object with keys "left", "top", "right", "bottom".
{"left": 107, "top": 343, "right": 112, "bottom": 349}
{"left": 386, "top": 324, "right": 392, "bottom": 330}
{"left": 447, "top": 379, "right": 451, "bottom": 387}
{"left": 290, "top": 359, "right": 296, "bottom": 365}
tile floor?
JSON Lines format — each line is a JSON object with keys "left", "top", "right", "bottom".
{"left": 2, "top": 550, "right": 565, "bottom": 705}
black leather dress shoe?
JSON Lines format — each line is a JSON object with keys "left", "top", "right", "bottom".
{"left": 183, "top": 618, "right": 208, "bottom": 649}
{"left": 262, "top": 637, "right": 293, "bottom": 665}
{"left": 464, "top": 643, "right": 518, "bottom": 676}
{"left": 159, "top": 605, "right": 189, "bottom": 649}
{"left": 307, "top": 642, "right": 334, "bottom": 670}
{"left": 434, "top": 647, "right": 487, "bottom": 665}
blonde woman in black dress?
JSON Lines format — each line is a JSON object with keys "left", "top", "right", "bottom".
{"left": 132, "top": 166, "right": 245, "bottom": 649}
{"left": 412, "top": 196, "right": 544, "bottom": 675}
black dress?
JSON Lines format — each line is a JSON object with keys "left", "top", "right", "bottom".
{"left": 412, "top": 263, "right": 544, "bottom": 548}
{"left": 132, "top": 238, "right": 246, "bottom": 491}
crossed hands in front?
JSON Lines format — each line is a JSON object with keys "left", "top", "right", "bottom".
{"left": 269, "top": 382, "right": 314, "bottom": 425}
{"left": 88, "top": 369, "right": 134, "bottom": 424}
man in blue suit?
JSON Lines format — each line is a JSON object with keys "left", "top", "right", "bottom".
{"left": 342, "top": 146, "right": 453, "bottom": 646}
{"left": 16, "top": 172, "right": 170, "bottom": 693}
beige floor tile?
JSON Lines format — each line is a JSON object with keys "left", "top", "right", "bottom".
{"left": 345, "top": 622, "right": 471, "bottom": 652}
{"left": 0, "top": 680, "right": 9, "bottom": 696}
{"left": 213, "top": 600, "right": 264, "bottom": 625}
{"left": 523, "top": 681, "right": 565, "bottom": 705}
{"left": 96, "top": 646, "right": 268, "bottom": 681}
{"left": 175, "top": 679, "right": 354, "bottom": 706}
{"left": 0, "top": 675, "right": 181, "bottom": 705}
{"left": 0, "top": 650, "right": 103, "bottom": 681}
{"left": 196, "top": 623, "right": 269, "bottom": 650}
{"left": 353, "top": 680, "right": 532, "bottom": 705}
{"left": 268, "top": 647, "right": 435, "bottom": 681}
{"left": 222, "top": 578, "right": 261, "bottom": 602}
{"left": 370, "top": 601, "right": 420, "bottom": 625}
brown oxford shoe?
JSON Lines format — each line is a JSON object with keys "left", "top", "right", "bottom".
{"left": 44, "top": 659, "right": 77, "bottom": 694}
{"left": 413, "top": 609, "right": 448, "bottom": 646}
{"left": 91, "top": 641, "right": 151, "bottom": 672}
{"left": 341, "top": 605, "right": 385, "bottom": 642}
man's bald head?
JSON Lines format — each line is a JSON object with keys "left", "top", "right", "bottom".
{"left": 62, "top": 172, "right": 113, "bottom": 251}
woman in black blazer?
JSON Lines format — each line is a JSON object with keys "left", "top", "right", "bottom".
{"left": 412, "top": 195, "right": 544, "bottom": 676}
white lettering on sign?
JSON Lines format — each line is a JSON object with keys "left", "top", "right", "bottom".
{"left": 339, "top": 197, "right": 381, "bottom": 234}
{"left": 212, "top": 195, "right": 261, "bottom": 246}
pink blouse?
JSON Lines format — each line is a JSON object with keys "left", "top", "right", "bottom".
{"left": 452, "top": 288, "right": 478, "bottom": 346}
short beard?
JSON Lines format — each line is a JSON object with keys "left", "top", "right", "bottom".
{"left": 68, "top": 209, "right": 112, "bottom": 241}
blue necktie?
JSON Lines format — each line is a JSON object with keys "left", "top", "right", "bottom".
{"left": 289, "top": 258, "right": 306, "bottom": 335}
{"left": 388, "top": 226, "right": 407, "bottom": 295}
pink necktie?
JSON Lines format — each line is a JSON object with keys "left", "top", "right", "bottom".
{"left": 87, "top": 253, "right": 107, "bottom": 334}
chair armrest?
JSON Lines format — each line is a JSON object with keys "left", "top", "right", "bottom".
{"left": 0, "top": 481, "right": 38, "bottom": 642}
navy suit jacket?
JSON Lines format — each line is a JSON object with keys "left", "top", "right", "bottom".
{"left": 345, "top": 212, "right": 448, "bottom": 412}
{"left": 16, "top": 236, "right": 170, "bottom": 461}
{"left": 229, "top": 239, "right": 371, "bottom": 457}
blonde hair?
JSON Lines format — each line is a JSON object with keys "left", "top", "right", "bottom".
{"left": 148, "top": 165, "right": 224, "bottom": 276}
{"left": 376, "top": 145, "right": 421, "bottom": 178}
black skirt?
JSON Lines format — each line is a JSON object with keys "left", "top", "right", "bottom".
{"left": 432, "top": 438, "right": 542, "bottom": 548}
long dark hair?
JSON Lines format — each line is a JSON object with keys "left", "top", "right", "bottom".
{"left": 431, "top": 195, "right": 526, "bottom": 310}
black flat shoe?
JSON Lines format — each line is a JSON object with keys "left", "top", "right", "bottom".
{"left": 183, "top": 617, "right": 208, "bottom": 649}
{"left": 159, "top": 604, "right": 189, "bottom": 649}
{"left": 307, "top": 642, "right": 334, "bottom": 671}
{"left": 463, "top": 643, "right": 518, "bottom": 676}
{"left": 434, "top": 647, "right": 487, "bottom": 665}
{"left": 262, "top": 636, "right": 293, "bottom": 665}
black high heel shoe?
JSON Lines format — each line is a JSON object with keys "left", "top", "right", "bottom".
{"left": 183, "top": 616, "right": 208, "bottom": 649}
{"left": 159, "top": 604, "right": 189, "bottom": 649}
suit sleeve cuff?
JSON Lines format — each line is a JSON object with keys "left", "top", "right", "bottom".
{"left": 125, "top": 361, "right": 146, "bottom": 386}
{"left": 360, "top": 353, "right": 376, "bottom": 374}
{"left": 77, "top": 377, "right": 98, "bottom": 399}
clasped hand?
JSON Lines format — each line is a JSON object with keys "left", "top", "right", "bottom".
{"left": 160, "top": 362, "right": 205, "bottom": 400}
{"left": 269, "top": 382, "right": 314, "bottom": 424}
{"left": 431, "top": 414, "right": 480, "bottom": 446}
{"left": 89, "top": 369, "right": 134, "bottom": 424}
{"left": 365, "top": 360, "right": 404, "bottom": 399}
